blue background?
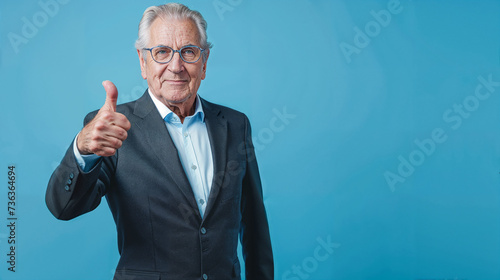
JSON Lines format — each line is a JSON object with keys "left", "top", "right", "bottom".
{"left": 1, "top": 0, "right": 500, "bottom": 279}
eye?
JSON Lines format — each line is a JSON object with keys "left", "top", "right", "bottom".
{"left": 153, "top": 47, "right": 172, "bottom": 61}
{"left": 181, "top": 47, "right": 200, "bottom": 62}
{"left": 154, "top": 47, "right": 171, "bottom": 55}
{"left": 183, "top": 48, "right": 195, "bottom": 55}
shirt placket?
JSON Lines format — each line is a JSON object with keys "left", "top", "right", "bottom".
{"left": 182, "top": 123, "right": 208, "bottom": 216}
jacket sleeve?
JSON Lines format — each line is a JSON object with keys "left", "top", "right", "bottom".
{"left": 45, "top": 112, "right": 115, "bottom": 220}
{"left": 239, "top": 116, "right": 274, "bottom": 280}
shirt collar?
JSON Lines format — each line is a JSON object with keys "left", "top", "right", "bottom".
{"left": 148, "top": 88, "right": 205, "bottom": 124}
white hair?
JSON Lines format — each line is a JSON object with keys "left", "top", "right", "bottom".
{"left": 135, "top": 3, "right": 213, "bottom": 60}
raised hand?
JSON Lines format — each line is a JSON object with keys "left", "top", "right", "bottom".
{"left": 76, "top": 81, "right": 131, "bottom": 157}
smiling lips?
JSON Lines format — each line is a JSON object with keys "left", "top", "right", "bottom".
{"left": 164, "top": 80, "right": 188, "bottom": 87}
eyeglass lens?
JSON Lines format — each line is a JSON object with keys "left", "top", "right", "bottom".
{"left": 152, "top": 46, "right": 201, "bottom": 63}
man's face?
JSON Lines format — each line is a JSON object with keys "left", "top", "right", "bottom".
{"left": 138, "top": 17, "right": 208, "bottom": 105}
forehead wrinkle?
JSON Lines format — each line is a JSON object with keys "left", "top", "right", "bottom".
{"left": 149, "top": 17, "right": 201, "bottom": 49}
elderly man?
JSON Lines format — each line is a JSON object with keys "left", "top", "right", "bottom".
{"left": 46, "top": 3, "right": 273, "bottom": 280}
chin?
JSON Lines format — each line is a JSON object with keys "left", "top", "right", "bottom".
{"left": 165, "top": 93, "right": 193, "bottom": 104}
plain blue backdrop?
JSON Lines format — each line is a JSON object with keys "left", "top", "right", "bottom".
{"left": 1, "top": 0, "right": 500, "bottom": 279}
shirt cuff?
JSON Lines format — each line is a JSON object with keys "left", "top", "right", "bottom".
{"left": 73, "top": 132, "right": 101, "bottom": 172}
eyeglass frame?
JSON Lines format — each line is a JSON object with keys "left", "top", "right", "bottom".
{"left": 142, "top": 45, "right": 206, "bottom": 64}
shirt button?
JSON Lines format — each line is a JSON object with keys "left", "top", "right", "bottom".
{"left": 202, "top": 273, "right": 208, "bottom": 280}
{"left": 191, "top": 164, "right": 197, "bottom": 170}
{"left": 199, "top": 199, "right": 205, "bottom": 205}
{"left": 200, "top": 227, "right": 207, "bottom": 234}
{"left": 184, "top": 132, "right": 188, "bottom": 137}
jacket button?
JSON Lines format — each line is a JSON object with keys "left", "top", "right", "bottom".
{"left": 200, "top": 227, "right": 207, "bottom": 234}
{"left": 67, "top": 179, "right": 72, "bottom": 185}
{"left": 202, "top": 273, "right": 208, "bottom": 280}
{"left": 69, "top": 173, "right": 74, "bottom": 179}
{"left": 64, "top": 185, "right": 70, "bottom": 191}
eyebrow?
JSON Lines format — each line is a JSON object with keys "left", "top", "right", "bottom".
{"left": 154, "top": 44, "right": 198, "bottom": 48}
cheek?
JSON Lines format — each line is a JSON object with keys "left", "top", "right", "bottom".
{"left": 147, "top": 63, "right": 167, "bottom": 78}
{"left": 194, "top": 65, "right": 206, "bottom": 81}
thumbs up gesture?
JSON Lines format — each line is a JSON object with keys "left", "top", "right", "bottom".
{"left": 77, "top": 81, "right": 131, "bottom": 157}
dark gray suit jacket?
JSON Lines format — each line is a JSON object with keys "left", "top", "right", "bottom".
{"left": 46, "top": 91, "right": 274, "bottom": 280}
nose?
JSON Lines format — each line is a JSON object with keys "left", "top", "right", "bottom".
{"left": 167, "top": 51, "right": 184, "bottom": 74}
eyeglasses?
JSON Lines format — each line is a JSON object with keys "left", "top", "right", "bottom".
{"left": 143, "top": 45, "right": 205, "bottom": 64}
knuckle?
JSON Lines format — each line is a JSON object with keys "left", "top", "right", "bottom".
{"left": 100, "top": 111, "right": 113, "bottom": 120}
{"left": 94, "top": 121, "right": 106, "bottom": 131}
{"left": 118, "top": 116, "right": 131, "bottom": 130}
{"left": 117, "top": 129, "right": 128, "bottom": 140}
{"left": 89, "top": 143, "right": 99, "bottom": 153}
{"left": 125, "top": 120, "right": 132, "bottom": 130}
{"left": 90, "top": 133, "right": 103, "bottom": 141}
{"left": 98, "top": 148, "right": 116, "bottom": 157}
{"left": 113, "top": 138, "right": 122, "bottom": 148}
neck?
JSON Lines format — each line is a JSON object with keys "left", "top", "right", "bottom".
{"left": 165, "top": 95, "right": 196, "bottom": 123}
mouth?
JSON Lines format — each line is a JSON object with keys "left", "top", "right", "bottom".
{"left": 165, "top": 80, "right": 188, "bottom": 85}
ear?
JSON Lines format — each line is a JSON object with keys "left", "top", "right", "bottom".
{"left": 137, "top": 49, "right": 147, "bottom": 80}
{"left": 201, "top": 49, "right": 209, "bottom": 80}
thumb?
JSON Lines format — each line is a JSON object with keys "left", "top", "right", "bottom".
{"left": 102, "top": 80, "right": 118, "bottom": 112}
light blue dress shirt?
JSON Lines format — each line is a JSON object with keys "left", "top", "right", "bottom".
{"left": 74, "top": 89, "right": 214, "bottom": 216}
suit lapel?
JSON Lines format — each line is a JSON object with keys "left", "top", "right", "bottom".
{"left": 201, "top": 98, "right": 228, "bottom": 221}
{"left": 132, "top": 91, "right": 201, "bottom": 220}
